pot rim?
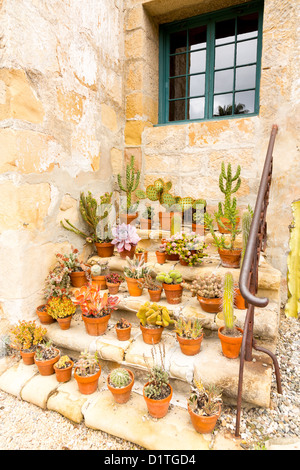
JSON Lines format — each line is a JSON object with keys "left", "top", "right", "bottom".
{"left": 54, "top": 359, "right": 74, "bottom": 371}
{"left": 143, "top": 382, "right": 173, "bottom": 403}
{"left": 187, "top": 402, "right": 221, "bottom": 419}
{"left": 218, "top": 326, "right": 244, "bottom": 341}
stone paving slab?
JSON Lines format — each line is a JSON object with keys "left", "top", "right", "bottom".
{"left": 21, "top": 372, "right": 59, "bottom": 409}
{"left": 0, "top": 360, "right": 38, "bottom": 398}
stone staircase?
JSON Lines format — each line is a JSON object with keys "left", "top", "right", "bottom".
{"left": 0, "top": 229, "right": 282, "bottom": 450}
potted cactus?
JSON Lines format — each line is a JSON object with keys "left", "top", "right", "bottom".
{"left": 107, "top": 368, "right": 135, "bottom": 404}
{"left": 156, "top": 270, "right": 183, "bottom": 304}
{"left": 34, "top": 341, "right": 60, "bottom": 376}
{"left": 218, "top": 272, "right": 243, "bottom": 359}
{"left": 216, "top": 162, "right": 241, "bottom": 233}
{"left": 111, "top": 223, "right": 141, "bottom": 259}
{"left": 138, "top": 273, "right": 163, "bottom": 302}
{"left": 174, "top": 317, "right": 204, "bottom": 356}
{"left": 156, "top": 243, "right": 167, "bottom": 264}
{"left": 183, "top": 274, "right": 223, "bottom": 313}
{"left": 140, "top": 206, "right": 154, "bottom": 230}
{"left": 105, "top": 272, "right": 124, "bottom": 295}
{"left": 46, "top": 296, "right": 76, "bottom": 330}
{"left": 117, "top": 155, "right": 144, "bottom": 224}
{"left": 188, "top": 379, "right": 222, "bottom": 434}
{"left": 89, "top": 261, "right": 109, "bottom": 290}
{"left": 115, "top": 318, "right": 132, "bottom": 341}
{"left": 235, "top": 207, "right": 253, "bottom": 309}
{"left": 137, "top": 301, "right": 174, "bottom": 344}
{"left": 135, "top": 247, "right": 148, "bottom": 263}
{"left": 192, "top": 199, "right": 207, "bottom": 234}
{"left": 124, "top": 256, "right": 150, "bottom": 297}
{"left": 10, "top": 320, "right": 47, "bottom": 365}
{"left": 54, "top": 355, "right": 74, "bottom": 383}
{"left": 74, "top": 350, "right": 101, "bottom": 395}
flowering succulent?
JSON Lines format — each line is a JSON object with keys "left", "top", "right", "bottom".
{"left": 44, "top": 258, "right": 72, "bottom": 300}
{"left": 162, "top": 232, "right": 207, "bottom": 266}
{"left": 10, "top": 321, "right": 47, "bottom": 352}
{"left": 183, "top": 274, "right": 223, "bottom": 299}
{"left": 56, "top": 247, "right": 89, "bottom": 273}
{"left": 74, "top": 286, "right": 119, "bottom": 318}
{"left": 111, "top": 223, "right": 141, "bottom": 253}
{"left": 46, "top": 296, "right": 76, "bottom": 319}
{"left": 105, "top": 272, "right": 124, "bottom": 284}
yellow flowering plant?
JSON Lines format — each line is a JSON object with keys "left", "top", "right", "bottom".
{"left": 10, "top": 321, "right": 47, "bottom": 352}
{"left": 46, "top": 296, "right": 76, "bottom": 320}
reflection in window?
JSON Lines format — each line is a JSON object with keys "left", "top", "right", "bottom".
{"left": 214, "top": 69, "right": 234, "bottom": 94}
{"left": 188, "top": 97, "right": 205, "bottom": 120}
{"left": 189, "top": 74, "right": 205, "bottom": 97}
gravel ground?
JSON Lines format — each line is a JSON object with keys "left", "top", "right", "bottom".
{"left": 0, "top": 311, "right": 298, "bottom": 450}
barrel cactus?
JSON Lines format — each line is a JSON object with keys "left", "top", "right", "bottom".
{"left": 109, "top": 368, "right": 132, "bottom": 388}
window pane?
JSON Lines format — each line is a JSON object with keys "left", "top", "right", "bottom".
{"left": 169, "top": 100, "right": 186, "bottom": 121}
{"left": 188, "top": 97, "right": 205, "bottom": 119}
{"left": 237, "top": 13, "right": 258, "bottom": 41}
{"left": 215, "top": 43, "right": 235, "bottom": 69}
{"left": 235, "top": 90, "right": 255, "bottom": 114}
{"left": 215, "top": 19, "right": 235, "bottom": 45}
{"left": 189, "top": 49, "right": 206, "bottom": 74}
{"left": 214, "top": 69, "right": 234, "bottom": 94}
{"left": 189, "top": 25, "right": 207, "bottom": 50}
{"left": 236, "top": 38, "right": 257, "bottom": 65}
{"left": 169, "top": 76, "right": 186, "bottom": 99}
{"left": 213, "top": 93, "right": 233, "bottom": 116}
{"left": 170, "top": 30, "right": 187, "bottom": 54}
{"left": 235, "top": 65, "right": 256, "bottom": 90}
{"left": 170, "top": 53, "right": 187, "bottom": 77}
{"left": 189, "top": 74, "right": 205, "bottom": 97}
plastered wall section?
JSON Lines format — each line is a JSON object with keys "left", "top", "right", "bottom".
{"left": 124, "top": 0, "right": 300, "bottom": 287}
{"left": 0, "top": 0, "right": 125, "bottom": 326}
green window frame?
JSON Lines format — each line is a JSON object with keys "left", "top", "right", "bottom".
{"left": 158, "top": 1, "right": 264, "bottom": 124}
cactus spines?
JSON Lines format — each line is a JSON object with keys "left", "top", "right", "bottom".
{"left": 222, "top": 272, "right": 235, "bottom": 333}
{"left": 218, "top": 162, "right": 241, "bottom": 218}
{"left": 117, "top": 155, "right": 141, "bottom": 212}
{"left": 241, "top": 209, "right": 253, "bottom": 266}
{"left": 61, "top": 191, "right": 100, "bottom": 242}
{"left": 109, "top": 368, "right": 132, "bottom": 388}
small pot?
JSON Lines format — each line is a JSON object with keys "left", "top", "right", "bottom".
{"left": 115, "top": 324, "right": 131, "bottom": 341}
{"left": 140, "top": 324, "right": 164, "bottom": 344}
{"left": 148, "top": 288, "right": 162, "bottom": 302}
{"left": 82, "top": 313, "right": 111, "bottom": 336}
{"left": 218, "top": 248, "right": 242, "bottom": 268}
{"left": 120, "top": 213, "right": 138, "bottom": 225}
{"left": 95, "top": 242, "right": 114, "bottom": 258}
{"left": 163, "top": 283, "right": 183, "bottom": 304}
{"left": 140, "top": 218, "right": 152, "bottom": 230}
{"left": 217, "top": 216, "right": 240, "bottom": 234}
{"left": 192, "top": 223, "right": 205, "bottom": 235}
{"left": 57, "top": 315, "right": 72, "bottom": 330}
{"left": 70, "top": 271, "right": 86, "bottom": 287}
{"left": 176, "top": 333, "right": 203, "bottom": 356}
{"left": 54, "top": 360, "right": 74, "bottom": 383}
{"left": 235, "top": 287, "right": 247, "bottom": 310}
{"left": 34, "top": 348, "right": 60, "bottom": 376}
{"left": 107, "top": 369, "right": 134, "bottom": 404}
{"left": 179, "top": 258, "right": 189, "bottom": 266}
{"left": 159, "top": 212, "right": 182, "bottom": 231}
{"left": 197, "top": 295, "right": 222, "bottom": 314}
{"left": 20, "top": 350, "right": 36, "bottom": 365}
{"left": 119, "top": 245, "right": 136, "bottom": 260}
{"left": 91, "top": 275, "right": 107, "bottom": 290}
{"left": 106, "top": 282, "right": 120, "bottom": 295}
{"left": 156, "top": 251, "right": 167, "bottom": 264}
{"left": 188, "top": 403, "right": 221, "bottom": 434}
{"left": 218, "top": 326, "right": 243, "bottom": 359}
{"left": 143, "top": 382, "right": 173, "bottom": 419}
{"left": 135, "top": 251, "right": 148, "bottom": 262}
{"left": 125, "top": 277, "right": 144, "bottom": 297}
{"left": 74, "top": 366, "right": 101, "bottom": 395}
{"left": 166, "top": 253, "right": 180, "bottom": 261}
{"left": 36, "top": 304, "right": 55, "bottom": 325}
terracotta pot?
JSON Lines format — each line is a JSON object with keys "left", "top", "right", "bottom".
{"left": 218, "top": 326, "right": 244, "bottom": 359}
{"left": 74, "top": 366, "right": 101, "bottom": 395}
{"left": 34, "top": 349, "right": 60, "bottom": 376}
{"left": 235, "top": 287, "right": 247, "bottom": 310}
{"left": 91, "top": 275, "right": 107, "bottom": 290}
{"left": 179, "top": 258, "right": 189, "bottom": 266}
{"left": 119, "top": 245, "right": 136, "bottom": 259}
{"left": 54, "top": 360, "right": 74, "bottom": 383}
{"left": 197, "top": 295, "right": 222, "bottom": 314}
{"left": 125, "top": 277, "right": 144, "bottom": 297}
{"left": 140, "top": 324, "right": 164, "bottom": 344}
{"left": 106, "top": 282, "right": 120, "bottom": 295}
{"left": 20, "top": 350, "right": 35, "bottom": 365}
{"left": 36, "top": 304, "right": 55, "bottom": 325}
{"left": 70, "top": 271, "right": 86, "bottom": 287}
{"left": 218, "top": 248, "right": 242, "bottom": 268}
{"left": 135, "top": 251, "right": 148, "bottom": 262}
{"left": 192, "top": 223, "right": 205, "bottom": 235}
{"left": 163, "top": 283, "right": 183, "bottom": 304}
{"left": 176, "top": 333, "right": 203, "bottom": 356}
{"left": 143, "top": 383, "right": 173, "bottom": 418}
{"left": 107, "top": 369, "right": 134, "bottom": 404}
{"left": 57, "top": 315, "right": 72, "bottom": 330}
{"left": 120, "top": 213, "right": 138, "bottom": 225}
{"left": 217, "top": 216, "right": 240, "bottom": 234}
{"left": 140, "top": 218, "right": 152, "bottom": 230}
{"left": 188, "top": 403, "right": 221, "bottom": 434}
{"left": 82, "top": 313, "right": 111, "bottom": 336}
{"left": 156, "top": 251, "right": 167, "bottom": 264}
{"left": 115, "top": 324, "right": 131, "bottom": 341}
{"left": 95, "top": 242, "right": 114, "bottom": 258}
{"left": 159, "top": 212, "right": 182, "bottom": 231}
{"left": 148, "top": 288, "right": 162, "bottom": 302}
{"left": 166, "top": 253, "right": 180, "bottom": 261}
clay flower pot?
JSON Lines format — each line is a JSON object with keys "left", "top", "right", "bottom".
{"left": 34, "top": 348, "right": 60, "bottom": 376}
{"left": 188, "top": 403, "right": 221, "bottom": 434}
{"left": 106, "top": 282, "right": 120, "bottom": 295}
{"left": 143, "top": 383, "right": 173, "bottom": 419}
{"left": 125, "top": 277, "right": 144, "bottom": 297}
{"left": 166, "top": 253, "right": 180, "bottom": 261}
{"left": 135, "top": 251, "right": 148, "bottom": 262}
{"left": 176, "top": 333, "right": 204, "bottom": 356}
{"left": 192, "top": 223, "right": 205, "bottom": 235}
{"left": 218, "top": 326, "right": 244, "bottom": 359}
{"left": 235, "top": 287, "right": 247, "bottom": 310}
{"left": 74, "top": 366, "right": 101, "bottom": 395}
{"left": 119, "top": 245, "right": 136, "bottom": 260}
{"left": 56, "top": 315, "right": 72, "bottom": 330}
{"left": 217, "top": 216, "right": 240, "bottom": 234}
{"left": 54, "top": 360, "right": 74, "bottom": 383}
{"left": 148, "top": 288, "right": 162, "bottom": 302}
{"left": 36, "top": 304, "right": 55, "bottom": 325}
{"left": 107, "top": 369, "right": 134, "bottom": 404}
{"left": 140, "top": 324, "right": 164, "bottom": 344}
{"left": 179, "top": 259, "right": 189, "bottom": 266}
{"left": 115, "top": 324, "right": 131, "bottom": 341}
{"left": 140, "top": 218, "right": 152, "bottom": 230}
{"left": 91, "top": 275, "right": 107, "bottom": 290}
{"left": 20, "top": 350, "right": 36, "bottom": 365}
{"left": 159, "top": 211, "right": 181, "bottom": 231}
{"left": 197, "top": 295, "right": 222, "bottom": 314}
{"left": 218, "top": 248, "right": 242, "bottom": 268}
{"left": 120, "top": 213, "right": 138, "bottom": 225}
{"left": 82, "top": 313, "right": 111, "bottom": 336}
{"left": 163, "top": 283, "right": 183, "bottom": 304}
{"left": 156, "top": 251, "right": 167, "bottom": 264}
{"left": 70, "top": 271, "right": 87, "bottom": 287}
{"left": 95, "top": 242, "right": 114, "bottom": 258}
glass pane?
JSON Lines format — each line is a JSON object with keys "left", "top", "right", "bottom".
{"left": 234, "top": 90, "right": 255, "bottom": 114}
{"left": 215, "top": 19, "right": 235, "bottom": 45}
{"left": 169, "top": 100, "right": 186, "bottom": 121}
{"left": 170, "top": 53, "right": 187, "bottom": 77}
{"left": 236, "top": 38, "right": 257, "bottom": 66}
{"left": 235, "top": 65, "right": 256, "bottom": 90}
{"left": 189, "top": 49, "right": 206, "bottom": 74}
{"left": 214, "top": 69, "right": 234, "bottom": 94}
{"left": 188, "top": 97, "right": 205, "bottom": 120}
{"left": 215, "top": 43, "right": 235, "bottom": 69}
{"left": 170, "top": 30, "right": 187, "bottom": 54}
{"left": 189, "top": 25, "right": 207, "bottom": 50}
{"left": 169, "top": 76, "right": 186, "bottom": 99}
{"left": 213, "top": 93, "right": 233, "bottom": 116}
{"left": 189, "top": 74, "right": 205, "bottom": 97}
{"left": 237, "top": 13, "right": 258, "bottom": 41}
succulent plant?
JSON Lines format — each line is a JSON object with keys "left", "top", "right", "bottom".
{"left": 182, "top": 274, "right": 223, "bottom": 299}
{"left": 144, "top": 344, "right": 170, "bottom": 400}
{"left": 46, "top": 296, "right": 76, "bottom": 319}
{"left": 10, "top": 321, "right": 47, "bottom": 352}
{"left": 111, "top": 223, "right": 141, "bottom": 252}
{"left": 35, "top": 341, "right": 59, "bottom": 361}
{"left": 137, "top": 302, "right": 174, "bottom": 327}
{"left": 241, "top": 206, "right": 253, "bottom": 267}
{"left": 90, "top": 262, "right": 108, "bottom": 277}
{"left": 188, "top": 379, "right": 222, "bottom": 417}
{"left": 138, "top": 273, "right": 161, "bottom": 291}
{"left": 55, "top": 355, "right": 73, "bottom": 369}
{"left": 124, "top": 256, "right": 150, "bottom": 279}
{"left": 217, "top": 162, "right": 241, "bottom": 219}
{"left": 117, "top": 155, "right": 142, "bottom": 213}
{"left": 116, "top": 318, "right": 131, "bottom": 329}
{"left": 75, "top": 350, "right": 100, "bottom": 377}
{"left": 156, "top": 270, "right": 183, "bottom": 285}
{"left": 174, "top": 317, "right": 203, "bottom": 339}
{"left": 109, "top": 368, "right": 132, "bottom": 388}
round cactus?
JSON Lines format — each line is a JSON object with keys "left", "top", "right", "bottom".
{"left": 109, "top": 368, "right": 132, "bottom": 388}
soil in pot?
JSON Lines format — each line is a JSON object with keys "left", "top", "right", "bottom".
{"left": 74, "top": 367, "right": 101, "bottom": 395}
{"left": 70, "top": 271, "right": 87, "bottom": 287}
{"left": 82, "top": 313, "right": 111, "bottom": 336}
{"left": 34, "top": 349, "right": 60, "bottom": 376}
{"left": 107, "top": 369, "right": 134, "bottom": 404}
{"left": 57, "top": 315, "right": 72, "bottom": 330}
{"left": 176, "top": 334, "right": 203, "bottom": 356}
{"left": 36, "top": 304, "right": 55, "bottom": 325}
{"left": 218, "top": 326, "right": 243, "bottom": 359}
{"left": 106, "top": 282, "right": 120, "bottom": 295}
{"left": 218, "top": 248, "right": 242, "bottom": 268}
{"left": 140, "top": 324, "right": 164, "bottom": 344}
{"left": 119, "top": 245, "right": 136, "bottom": 259}
{"left": 197, "top": 295, "right": 222, "bottom": 314}
{"left": 188, "top": 403, "right": 221, "bottom": 434}
{"left": 143, "top": 383, "right": 173, "bottom": 419}
{"left": 54, "top": 360, "right": 74, "bottom": 383}
{"left": 156, "top": 251, "right": 167, "bottom": 264}
{"left": 125, "top": 277, "right": 144, "bottom": 296}
{"left": 95, "top": 242, "right": 114, "bottom": 258}
{"left": 163, "top": 283, "right": 183, "bottom": 304}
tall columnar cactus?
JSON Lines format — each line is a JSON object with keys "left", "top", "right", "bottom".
{"left": 241, "top": 207, "right": 253, "bottom": 267}
{"left": 218, "top": 162, "right": 241, "bottom": 218}
{"left": 117, "top": 155, "right": 141, "bottom": 212}
{"left": 222, "top": 272, "right": 235, "bottom": 333}
{"left": 285, "top": 200, "right": 300, "bottom": 318}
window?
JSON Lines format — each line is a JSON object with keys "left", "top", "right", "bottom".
{"left": 159, "top": 1, "right": 264, "bottom": 124}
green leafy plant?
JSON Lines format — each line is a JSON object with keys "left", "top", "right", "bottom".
{"left": 137, "top": 302, "right": 174, "bottom": 328}
{"left": 174, "top": 317, "right": 203, "bottom": 339}
{"left": 204, "top": 207, "right": 241, "bottom": 251}
{"left": 46, "top": 296, "right": 76, "bottom": 320}
{"left": 188, "top": 379, "right": 222, "bottom": 417}
{"left": 144, "top": 344, "right": 170, "bottom": 400}
{"left": 109, "top": 368, "right": 132, "bottom": 388}
{"left": 217, "top": 162, "right": 241, "bottom": 219}
{"left": 75, "top": 350, "right": 100, "bottom": 377}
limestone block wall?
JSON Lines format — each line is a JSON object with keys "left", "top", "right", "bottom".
{"left": 0, "top": 0, "right": 125, "bottom": 326}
